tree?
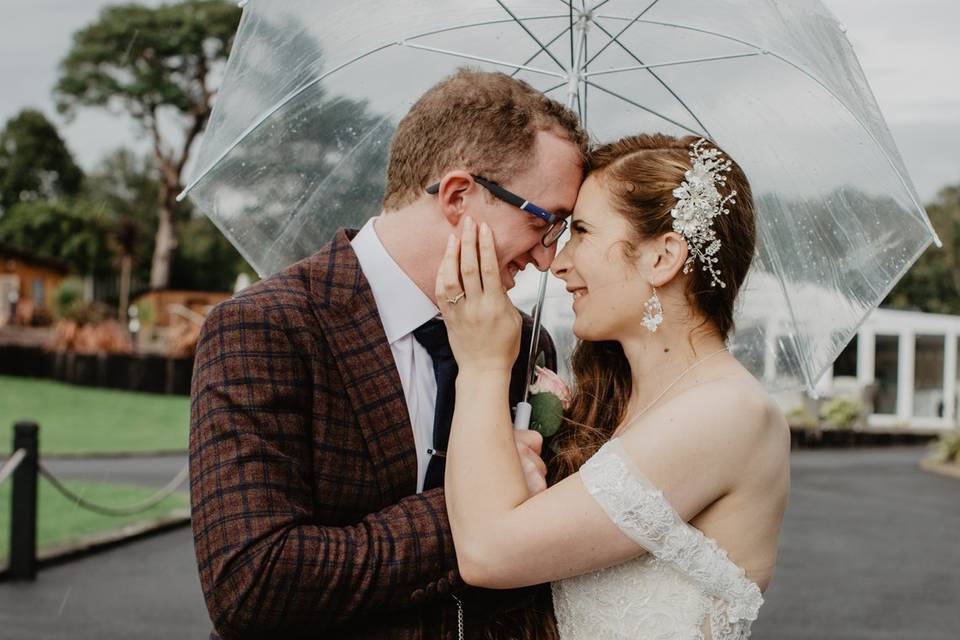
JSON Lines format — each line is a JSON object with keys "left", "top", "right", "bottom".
{"left": 83, "top": 148, "right": 160, "bottom": 229}
{"left": 84, "top": 147, "right": 251, "bottom": 293}
{"left": 0, "top": 109, "right": 83, "bottom": 213}
{"left": 170, "top": 215, "right": 253, "bottom": 292}
{"left": 55, "top": 0, "right": 242, "bottom": 290}
{"left": 0, "top": 199, "right": 113, "bottom": 275}
{"left": 884, "top": 185, "right": 960, "bottom": 314}
{"left": 83, "top": 151, "right": 153, "bottom": 318}
{"left": 82, "top": 148, "right": 159, "bottom": 287}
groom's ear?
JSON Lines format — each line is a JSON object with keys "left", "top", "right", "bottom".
{"left": 434, "top": 171, "right": 475, "bottom": 227}
{"left": 649, "top": 232, "right": 688, "bottom": 287}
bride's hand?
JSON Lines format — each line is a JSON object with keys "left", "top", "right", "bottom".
{"left": 436, "top": 217, "right": 522, "bottom": 375}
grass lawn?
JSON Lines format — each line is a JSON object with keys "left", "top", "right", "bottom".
{"left": 0, "top": 376, "right": 189, "bottom": 455}
{"left": 0, "top": 478, "right": 189, "bottom": 564}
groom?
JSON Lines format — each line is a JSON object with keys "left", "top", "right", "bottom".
{"left": 189, "top": 68, "right": 587, "bottom": 639}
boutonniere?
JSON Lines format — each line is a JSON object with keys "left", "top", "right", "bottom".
{"left": 528, "top": 366, "right": 572, "bottom": 438}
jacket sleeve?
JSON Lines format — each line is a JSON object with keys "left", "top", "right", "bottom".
{"left": 189, "top": 297, "right": 461, "bottom": 639}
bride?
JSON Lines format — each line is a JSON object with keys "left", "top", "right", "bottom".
{"left": 437, "top": 134, "right": 790, "bottom": 639}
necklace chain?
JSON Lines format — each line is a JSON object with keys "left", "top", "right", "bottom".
{"left": 632, "top": 346, "right": 730, "bottom": 421}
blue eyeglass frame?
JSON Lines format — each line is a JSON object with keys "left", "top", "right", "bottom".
{"left": 425, "top": 174, "right": 567, "bottom": 247}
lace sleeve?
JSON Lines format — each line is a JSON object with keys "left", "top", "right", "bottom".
{"left": 579, "top": 437, "right": 690, "bottom": 556}
{"left": 578, "top": 438, "right": 764, "bottom": 625}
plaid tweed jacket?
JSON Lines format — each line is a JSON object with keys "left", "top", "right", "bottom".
{"left": 190, "top": 228, "right": 557, "bottom": 640}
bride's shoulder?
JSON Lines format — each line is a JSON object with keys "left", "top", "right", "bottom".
{"left": 629, "top": 374, "right": 787, "bottom": 459}
{"left": 698, "top": 374, "right": 787, "bottom": 439}
{"left": 615, "top": 375, "right": 788, "bottom": 520}
{"left": 705, "top": 372, "right": 781, "bottom": 417}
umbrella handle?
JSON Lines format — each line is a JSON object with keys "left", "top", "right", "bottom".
{"left": 513, "top": 401, "right": 532, "bottom": 430}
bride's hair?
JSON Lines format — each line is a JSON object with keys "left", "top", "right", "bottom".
{"left": 501, "top": 134, "right": 756, "bottom": 640}
{"left": 550, "top": 133, "right": 756, "bottom": 486}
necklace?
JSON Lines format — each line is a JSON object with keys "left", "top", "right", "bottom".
{"left": 623, "top": 346, "right": 730, "bottom": 431}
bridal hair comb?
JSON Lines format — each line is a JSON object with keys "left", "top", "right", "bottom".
{"left": 670, "top": 139, "right": 736, "bottom": 289}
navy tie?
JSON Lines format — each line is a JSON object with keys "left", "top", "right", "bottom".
{"left": 413, "top": 318, "right": 458, "bottom": 491}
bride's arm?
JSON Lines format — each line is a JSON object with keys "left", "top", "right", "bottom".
{"left": 445, "top": 366, "right": 638, "bottom": 588}
{"left": 446, "top": 371, "right": 770, "bottom": 589}
{"left": 439, "top": 219, "right": 767, "bottom": 590}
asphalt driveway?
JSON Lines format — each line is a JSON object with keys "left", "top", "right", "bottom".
{"left": 1, "top": 446, "right": 957, "bottom": 639}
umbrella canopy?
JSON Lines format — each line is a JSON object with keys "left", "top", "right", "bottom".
{"left": 182, "top": 0, "right": 939, "bottom": 392}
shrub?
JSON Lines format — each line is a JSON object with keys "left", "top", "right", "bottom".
{"left": 786, "top": 406, "right": 817, "bottom": 430}
{"left": 820, "top": 398, "right": 864, "bottom": 430}
{"left": 929, "top": 430, "right": 960, "bottom": 464}
{"left": 53, "top": 277, "right": 83, "bottom": 318}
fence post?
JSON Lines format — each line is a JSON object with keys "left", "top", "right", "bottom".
{"left": 9, "top": 421, "right": 38, "bottom": 581}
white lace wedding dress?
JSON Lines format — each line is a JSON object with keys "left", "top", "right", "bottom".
{"left": 551, "top": 438, "right": 764, "bottom": 640}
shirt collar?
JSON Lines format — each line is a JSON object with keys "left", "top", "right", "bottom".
{"left": 351, "top": 217, "right": 439, "bottom": 344}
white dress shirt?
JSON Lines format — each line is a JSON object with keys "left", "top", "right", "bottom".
{"left": 351, "top": 217, "right": 440, "bottom": 493}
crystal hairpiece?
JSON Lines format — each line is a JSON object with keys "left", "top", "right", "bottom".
{"left": 670, "top": 138, "right": 737, "bottom": 289}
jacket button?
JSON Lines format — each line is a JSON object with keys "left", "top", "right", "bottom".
{"left": 437, "top": 578, "right": 450, "bottom": 594}
{"left": 411, "top": 588, "right": 426, "bottom": 605}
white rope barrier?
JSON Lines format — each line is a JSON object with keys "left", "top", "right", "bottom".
{"left": 0, "top": 448, "right": 27, "bottom": 486}
{"left": 37, "top": 462, "right": 189, "bottom": 517}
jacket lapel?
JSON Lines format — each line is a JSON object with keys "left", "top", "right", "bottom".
{"left": 307, "top": 228, "right": 419, "bottom": 502}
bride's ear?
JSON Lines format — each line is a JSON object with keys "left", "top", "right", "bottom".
{"left": 648, "top": 232, "right": 688, "bottom": 287}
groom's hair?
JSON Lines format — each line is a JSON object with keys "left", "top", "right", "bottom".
{"left": 382, "top": 68, "right": 588, "bottom": 211}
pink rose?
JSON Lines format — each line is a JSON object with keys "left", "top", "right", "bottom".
{"left": 529, "top": 366, "right": 572, "bottom": 410}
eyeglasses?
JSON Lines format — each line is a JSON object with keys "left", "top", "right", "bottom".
{"left": 425, "top": 174, "right": 567, "bottom": 247}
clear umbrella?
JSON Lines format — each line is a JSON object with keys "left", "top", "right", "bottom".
{"left": 181, "top": 0, "right": 940, "bottom": 394}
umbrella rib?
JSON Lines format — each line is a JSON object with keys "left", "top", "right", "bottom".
{"left": 492, "top": 0, "right": 568, "bottom": 72}
{"left": 590, "top": 0, "right": 618, "bottom": 12}
{"left": 401, "top": 15, "right": 568, "bottom": 44}
{"left": 585, "top": 51, "right": 763, "bottom": 77}
{"left": 591, "top": 16, "right": 939, "bottom": 241}
{"left": 589, "top": 18, "right": 712, "bottom": 139}
{"left": 765, "top": 51, "right": 937, "bottom": 240}
{"left": 541, "top": 81, "right": 568, "bottom": 95}
{"left": 578, "top": 8, "right": 588, "bottom": 120}
{"left": 569, "top": 8, "right": 588, "bottom": 122}
{"left": 571, "top": 0, "right": 590, "bottom": 124}
{"left": 579, "top": 1, "right": 589, "bottom": 124}
{"left": 398, "top": 42, "right": 564, "bottom": 79}
{"left": 179, "top": 41, "right": 396, "bottom": 200}
{"left": 511, "top": 23, "right": 576, "bottom": 78}
{"left": 180, "top": 16, "right": 571, "bottom": 200}
{"left": 584, "top": 0, "right": 661, "bottom": 69}
{"left": 759, "top": 239, "right": 818, "bottom": 392}
{"left": 583, "top": 31, "right": 588, "bottom": 123}
{"left": 585, "top": 80, "right": 707, "bottom": 137}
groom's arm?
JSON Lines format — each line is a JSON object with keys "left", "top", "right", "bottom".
{"left": 190, "top": 296, "right": 462, "bottom": 639}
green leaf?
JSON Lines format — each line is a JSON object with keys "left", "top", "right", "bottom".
{"left": 529, "top": 391, "right": 564, "bottom": 438}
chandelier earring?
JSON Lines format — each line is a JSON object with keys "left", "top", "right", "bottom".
{"left": 642, "top": 287, "right": 664, "bottom": 333}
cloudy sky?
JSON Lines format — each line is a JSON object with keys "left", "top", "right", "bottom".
{"left": 2, "top": 0, "right": 959, "bottom": 201}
